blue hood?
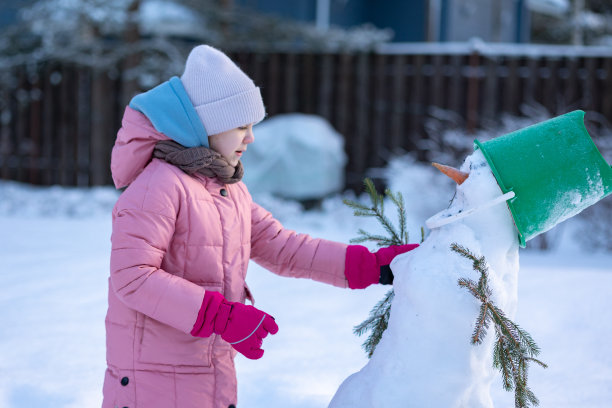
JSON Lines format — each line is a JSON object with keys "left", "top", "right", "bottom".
{"left": 129, "top": 77, "right": 209, "bottom": 148}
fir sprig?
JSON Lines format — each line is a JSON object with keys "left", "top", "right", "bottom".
{"left": 451, "top": 243, "right": 547, "bottom": 408}
{"left": 343, "top": 178, "right": 410, "bottom": 357}
{"left": 352, "top": 289, "right": 395, "bottom": 358}
{"left": 343, "top": 178, "right": 407, "bottom": 248}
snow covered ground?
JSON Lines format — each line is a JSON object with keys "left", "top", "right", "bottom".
{"left": 1, "top": 163, "right": 611, "bottom": 407}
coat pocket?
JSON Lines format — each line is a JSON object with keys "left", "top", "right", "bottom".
{"left": 138, "top": 317, "right": 214, "bottom": 367}
{"left": 137, "top": 283, "right": 223, "bottom": 368}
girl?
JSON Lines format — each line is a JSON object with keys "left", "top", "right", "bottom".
{"left": 103, "top": 45, "right": 417, "bottom": 408}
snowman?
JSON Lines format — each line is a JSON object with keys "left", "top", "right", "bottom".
{"left": 328, "top": 110, "right": 612, "bottom": 408}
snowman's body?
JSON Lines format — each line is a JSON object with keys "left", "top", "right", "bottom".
{"left": 329, "top": 150, "right": 520, "bottom": 408}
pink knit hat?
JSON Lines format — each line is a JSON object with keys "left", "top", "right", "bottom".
{"left": 180, "top": 45, "right": 266, "bottom": 136}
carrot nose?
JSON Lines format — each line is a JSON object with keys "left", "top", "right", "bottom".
{"left": 432, "top": 163, "right": 469, "bottom": 185}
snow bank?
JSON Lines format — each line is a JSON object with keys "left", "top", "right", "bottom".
{"left": 0, "top": 181, "right": 118, "bottom": 218}
{"left": 243, "top": 114, "right": 347, "bottom": 200}
{"left": 329, "top": 150, "right": 520, "bottom": 407}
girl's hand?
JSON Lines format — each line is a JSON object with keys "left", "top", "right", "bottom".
{"left": 221, "top": 302, "right": 278, "bottom": 359}
{"left": 345, "top": 244, "right": 419, "bottom": 289}
{"left": 191, "top": 291, "right": 279, "bottom": 359}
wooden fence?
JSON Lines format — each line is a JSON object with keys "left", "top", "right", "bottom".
{"left": 2, "top": 43, "right": 612, "bottom": 190}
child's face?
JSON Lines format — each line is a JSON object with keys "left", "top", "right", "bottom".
{"left": 208, "top": 124, "right": 254, "bottom": 167}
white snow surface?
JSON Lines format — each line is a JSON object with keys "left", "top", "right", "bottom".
{"left": 0, "top": 154, "right": 611, "bottom": 408}
{"left": 330, "top": 150, "right": 520, "bottom": 407}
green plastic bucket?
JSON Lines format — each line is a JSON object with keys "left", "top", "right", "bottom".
{"left": 474, "top": 110, "right": 612, "bottom": 247}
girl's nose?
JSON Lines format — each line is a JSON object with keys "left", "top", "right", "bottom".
{"left": 244, "top": 129, "right": 255, "bottom": 144}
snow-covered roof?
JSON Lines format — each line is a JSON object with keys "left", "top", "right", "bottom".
{"left": 527, "top": 0, "right": 570, "bottom": 17}
{"left": 20, "top": 0, "right": 205, "bottom": 38}
{"left": 138, "top": 0, "right": 206, "bottom": 38}
{"left": 377, "top": 41, "right": 612, "bottom": 58}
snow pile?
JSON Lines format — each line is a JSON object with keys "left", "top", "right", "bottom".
{"left": 243, "top": 114, "right": 347, "bottom": 200}
{"left": 329, "top": 150, "right": 520, "bottom": 407}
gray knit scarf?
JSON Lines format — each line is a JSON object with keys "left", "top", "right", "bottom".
{"left": 153, "top": 140, "right": 244, "bottom": 184}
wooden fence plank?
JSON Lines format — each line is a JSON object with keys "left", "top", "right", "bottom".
{"left": 351, "top": 53, "right": 370, "bottom": 181}
{"left": 265, "top": 53, "right": 279, "bottom": 115}
{"left": 466, "top": 51, "right": 480, "bottom": 132}
{"left": 90, "top": 70, "right": 113, "bottom": 186}
{"left": 448, "top": 54, "right": 463, "bottom": 116}
{"left": 28, "top": 71, "right": 42, "bottom": 185}
{"left": 583, "top": 57, "right": 597, "bottom": 112}
{"left": 283, "top": 52, "right": 298, "bottom": 113}
{"left": 389, "top": 55, "right": 406, "bottom": 152}
{"left": 41, "top": 63, "right": 55, "bottom": 185}
{"left": 593, "top": 58, "right": 605, "bottom": 115}
{"left": 318, "top": 53, "right": 334, "bottom": 121}
{"left": 76, "top": 68, "right": 91, "bottom": 186}
{"left": 371, "top": 53, "right": 387, "bottom": 167}
{"left": 502, "top": 57, "right": 518, "bottom": 114}
{"left": 58, "top": 65, "right": 71, "bottom": 185}
{"left": 482, "top": 56, "right": 499, "bottom": 122}
{"left": 409, "top": 54, "right": 425, "bottom": 157}
{"left": 0, "top": 85, "right": 10, "bottom": 180}
{"left": 301, "top": 53, "right": 316, "bottom": 114}
{"left": 336, "top": 53, "right": 352, "bottom": 139}
{"left": 15, "top": 70, "right": 28, "bottom": 183}
{"left": 565, "top": 57, "right": 579, "bottom": 110}
{"left": 430, "top": 54, "right": 444, "bottom": 109}
{"left": 544, "top": 57, "right": 558, "bottom": 114}
{"left": 603, "top": 59, "right": 612, "bottom": 120}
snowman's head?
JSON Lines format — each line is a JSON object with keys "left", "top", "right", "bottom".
{"left": 426, "top": 150, "right": 516, "bottom": 231}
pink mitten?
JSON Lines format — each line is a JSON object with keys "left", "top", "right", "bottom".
{"left": 345, "top": 244, "right": 419, "bottom": 289}
{"left": 191, "top": 291, "right": 279, "bottom": 360}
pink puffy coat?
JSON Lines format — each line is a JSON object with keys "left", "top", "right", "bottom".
{"left": 103, "top": 107, "right": 349, "bottom": 408}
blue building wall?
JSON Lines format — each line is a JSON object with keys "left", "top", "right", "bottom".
{"left": 237, "top": 0, "right": 428, "bottom": 42}
{"left": 236, "top": 0, "right": 316, "bottom": 23}
{"left": 0, "top": 0, "right": 23, "bottom": 29}
{"left": 364, "top": 1, "right": 427, "bottom": 42}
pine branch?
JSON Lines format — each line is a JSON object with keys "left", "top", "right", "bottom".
{"left": 472, "top": 302, "right": 491, "bottom": 345}
{"left": 525, "top": 357, "right": 548, "bottom": 369}
{"left": 344, "top": 178, "right": 420, "bottom": 357}
{"left": 387, "top": 188, "right": 408, "bottom": 245}
{"left": 451, "top": 243, "right": 546, "bottom": 408}
{"left": 457, "top": 278, "right": 485, "bottom": 301}
{"left": 343, "top": 178, "right": 408, "bottom": 248}
{"left": 350, "top": 231, "right": 397, "bottom": 247}
{"left": 352, "top": 289, "right": 395, "bottom": 357}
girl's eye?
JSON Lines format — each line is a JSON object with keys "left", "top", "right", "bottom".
{"left": 238, "top": 126, "right": 248, "bottom": 130}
